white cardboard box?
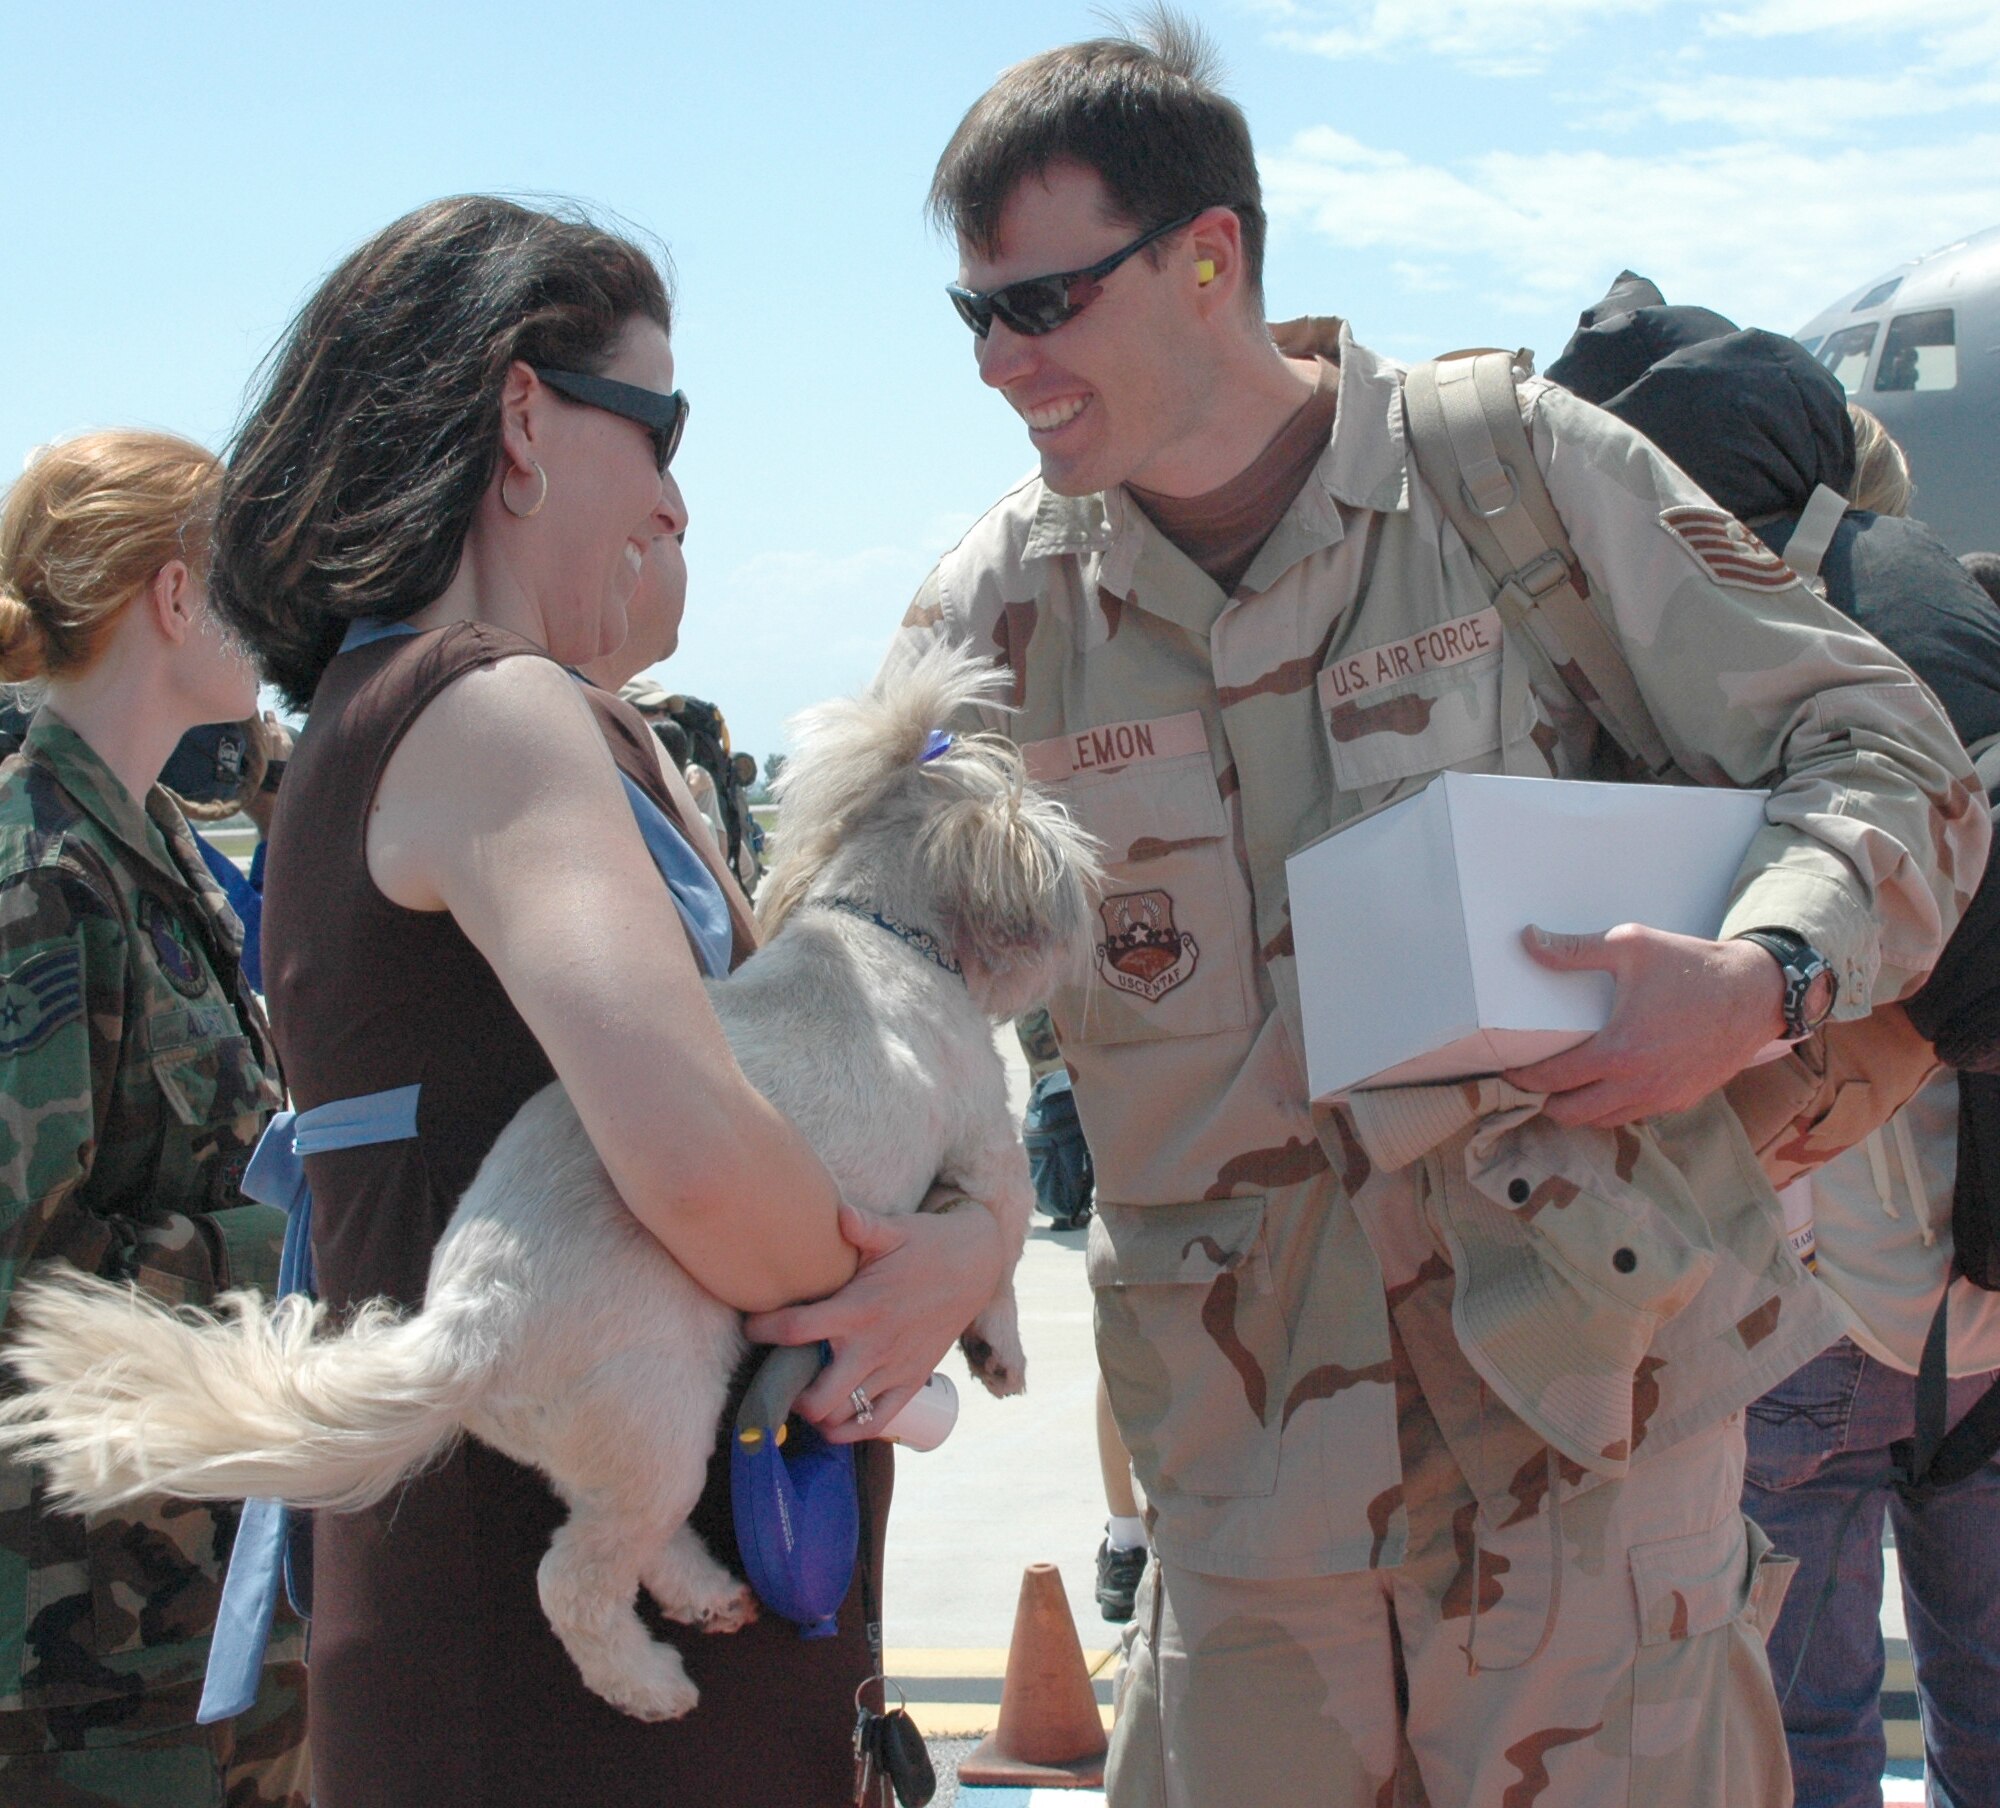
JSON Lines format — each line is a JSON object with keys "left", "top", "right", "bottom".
{"left": 1286, "top": 771, "right": 1769, "bottom": 1099}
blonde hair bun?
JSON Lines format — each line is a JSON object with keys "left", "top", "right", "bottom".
{"left": 0, "top": 585, "right": 50, "bottom": 683}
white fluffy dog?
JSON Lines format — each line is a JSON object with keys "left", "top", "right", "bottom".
{"left": 0, "top": 643, "right": 1100, "bottom": 1723}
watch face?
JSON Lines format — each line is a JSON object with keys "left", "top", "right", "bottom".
{"left": 1743, "top": 929, "right": 1835, "bottom": 1038}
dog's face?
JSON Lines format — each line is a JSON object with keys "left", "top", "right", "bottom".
{"left": 912, "top": 740, "right": 1103, "bottom": 1020}
{"left": 758, "top": 641, "right": 1104, "bottom": 1017}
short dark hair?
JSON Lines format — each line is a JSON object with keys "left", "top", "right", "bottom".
{"left": 656, "top": 718, "right": 690, "bottom": 767}
{"left": 213, "top": 196, "right": 671, "bottom": 706}
{"left": 928, "top": 9, "right": 1266, "bottom": 298}
{"left": 1962, "top": 551, "right": 2000, "bottom": 612}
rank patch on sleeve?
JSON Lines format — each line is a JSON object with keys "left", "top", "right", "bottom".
{"left": 1658, "top": 505, "right": 1799, "bottom": 593}
{"left": 0, "top": 945, "right": 84, "bottom": 1055}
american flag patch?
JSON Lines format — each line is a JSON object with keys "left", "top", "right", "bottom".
{"left": 1658, "top": 505, "right": 1799, "bottom": 592}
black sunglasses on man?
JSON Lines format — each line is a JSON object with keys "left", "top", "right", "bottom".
{"left": 946, "top": 210, "right": 1206, "bottom": 340}
{"left": 531, "top": 366, "right": 689, "bottom": 473}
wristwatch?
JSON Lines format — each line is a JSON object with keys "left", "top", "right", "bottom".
{"left": 1735, "top": 928, "right": 1837, "bottom": 1041}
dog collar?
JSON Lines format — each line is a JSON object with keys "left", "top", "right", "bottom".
{"left": 810, "top": 897, "right": 962, "bottom": 978}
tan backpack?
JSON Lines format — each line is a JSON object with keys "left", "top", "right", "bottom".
{"left": 1399, "top": 350, "right": 1938, "bottom": 1188}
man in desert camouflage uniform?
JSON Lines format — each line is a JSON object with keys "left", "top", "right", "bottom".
{"left": 0, "top": 711, "right": 307, "bottom": 1804}
{"left": 884, "top": 21, "right": 1987, "bottom": 1806}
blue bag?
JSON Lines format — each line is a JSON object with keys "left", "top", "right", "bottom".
{"left": 729, "top": 1342, "right": 858, "bottom": 1639}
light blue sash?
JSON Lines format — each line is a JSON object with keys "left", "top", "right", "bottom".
{"left": 199, "top": 1084, "right": 423, "bottom": 1724}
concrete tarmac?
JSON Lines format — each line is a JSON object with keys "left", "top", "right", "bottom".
{"left": 884, "top": 1213, "right": 1112, "bottom": 1654}
{"left": 884, "top": 1035, "right": 1122, "bottom": 1725}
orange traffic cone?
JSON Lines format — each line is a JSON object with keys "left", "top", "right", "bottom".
{"left": 957, "top": 1562, "right": 1110, "bottom": 1789}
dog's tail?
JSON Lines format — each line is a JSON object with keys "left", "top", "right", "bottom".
{"left": 0, "top": 1268, "right": 487, "bottom": 1514}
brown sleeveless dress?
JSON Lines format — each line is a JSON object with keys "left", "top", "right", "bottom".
{"left": 261, "top": 621, "right": 889, "bottom": 1807}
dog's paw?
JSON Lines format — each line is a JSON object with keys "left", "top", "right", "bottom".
{"left": 696, "top": 1583, "right": 758, "bottom": 1636}
{"left": 592, "top": 1646, "right": 701, "bottom": 1722}
{"left": 611, "top": 1670, "right": 701, "bottom": 1722}
{"left": 960, "top": 1328, "right": 1027, "bottom": 1398}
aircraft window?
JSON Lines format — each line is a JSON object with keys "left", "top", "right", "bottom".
{"left": 1796, "top": 335, "right": 1822, "bottom": 355}
{"left": 1853, "top": 277, "right": 1903, "bottom": 311}
{"left": 1817, "top": 323, "right": 1879, "bottom": 394}
{"left": 1875, "top": 309, "right": 1957, "bottom": 392}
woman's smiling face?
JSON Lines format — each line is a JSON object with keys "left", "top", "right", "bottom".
{"left": 527, "top": 319, "right": 687, "bottom": 669}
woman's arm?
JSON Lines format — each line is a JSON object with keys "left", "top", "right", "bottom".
{"left": 366, "top": 656, "right": 855, "bottom": 1312}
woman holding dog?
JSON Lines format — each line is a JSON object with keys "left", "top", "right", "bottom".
{"left": 0, "top": 432, "right": 309, "bottom": 1799}
{"left": 213, "top": 197, "right": 1006, "bottom": 1806}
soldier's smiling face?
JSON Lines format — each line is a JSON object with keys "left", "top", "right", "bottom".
{"left": 960, "top": 162, "right": 1209, "bottom": 498}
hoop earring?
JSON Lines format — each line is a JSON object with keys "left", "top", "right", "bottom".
{"left": 502, "top": 460, "right": 549, "bottom": 520}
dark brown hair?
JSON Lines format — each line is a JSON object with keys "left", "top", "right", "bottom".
{"left": 928, "top": 9, "right": 1265, "bottom": 296}
{"left": 213, "top": 196, "right": 671, "bottom": 706}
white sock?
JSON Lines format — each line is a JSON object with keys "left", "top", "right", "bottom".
{"left": 1106, "top": 1515, "right": 1148, "bottom": 1553}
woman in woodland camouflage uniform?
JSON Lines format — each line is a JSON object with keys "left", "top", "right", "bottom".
{"left": 0, "top": 432, "right": 306, "bottom": 1804}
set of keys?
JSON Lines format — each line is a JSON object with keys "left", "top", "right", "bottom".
{"left": 852, "top": 1677, "right": 935, "bottom": 1806}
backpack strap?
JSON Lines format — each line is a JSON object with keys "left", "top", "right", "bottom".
{"left": 1893, "top": 1263, "right": 2000, "bottom": 1496}
{"left": 1781, "top": 483, "right": 1850, "bottom": 584}
{"left": 1403, "top": 352, "right": 1675, "bottom": 777}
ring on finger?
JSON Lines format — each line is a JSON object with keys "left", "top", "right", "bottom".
{"left": 850, "top": 1384, "right": 874, "bottom": 1425}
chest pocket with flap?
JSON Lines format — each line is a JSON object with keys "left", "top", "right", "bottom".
{"left": 1043, "top": 738, "right": 1258, "bottom": 1048}
{"left": 1320, "top": 632, "right": 1513, "bottom": 795}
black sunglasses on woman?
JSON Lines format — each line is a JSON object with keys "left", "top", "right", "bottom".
{"left": 532, "top": 366, "right": 689, "bottom": 473}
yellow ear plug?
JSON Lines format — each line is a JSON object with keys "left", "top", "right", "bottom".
{"left": 1195, "top": 259, "right": 1217, "bottom": 285}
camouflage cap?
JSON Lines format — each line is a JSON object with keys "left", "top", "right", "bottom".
{"left": 1357, "top": 1078, "right": 1717, "bottom": 1474}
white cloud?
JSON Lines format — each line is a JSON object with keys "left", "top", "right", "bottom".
{"left": 1586, "top": 67, "right": 2000, "bottom": 139}
{"left": 1265, "top": 0, "right": 2000, "bottom": 76}
{"left": 1265, "top": 126, "right": 2000, "bottom": 331}
{"left": 1267, "top": 0, "right": 1664, "bottom": 74}
{"left": 1700, "top": 0, "right": 1989, "bottom": 37}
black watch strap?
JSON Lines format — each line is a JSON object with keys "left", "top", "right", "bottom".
{"left": 1736, "top": 928, "right": 1836, "bottom": 1040}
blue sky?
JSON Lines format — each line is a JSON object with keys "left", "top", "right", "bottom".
{"left": 5, "top": 1, "right": 1996, "bottom": 763}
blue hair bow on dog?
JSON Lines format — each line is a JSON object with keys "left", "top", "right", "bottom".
{"left": 731, "top": 1343, "right": 858, "bottom": 1639}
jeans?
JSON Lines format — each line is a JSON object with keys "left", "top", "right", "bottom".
{"left": 1744, "top": 1337, "right": 2000, "bottom": 1808}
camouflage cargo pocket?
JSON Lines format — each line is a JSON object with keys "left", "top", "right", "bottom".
{"left": 149, "top": 1032, "right": 274, "bottom": 1135}
{"left": 1044, "top": 751, "right": 1257, "bottom": 1048}
{"left": 20, "top": 1476, "right": 232, "bottom": 1691}
{"left": 204, "top": 1203, "right": 288, "bottom": 1298}
{"left": 82, "top": 1495, "right": 233, "bottom": 1664}
{"left": 1088, "top": 1198, "right": 1286, "bottom": 1499}
{"left": 1627, "top": 1511, "right": 1794, "bottom": 1793}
